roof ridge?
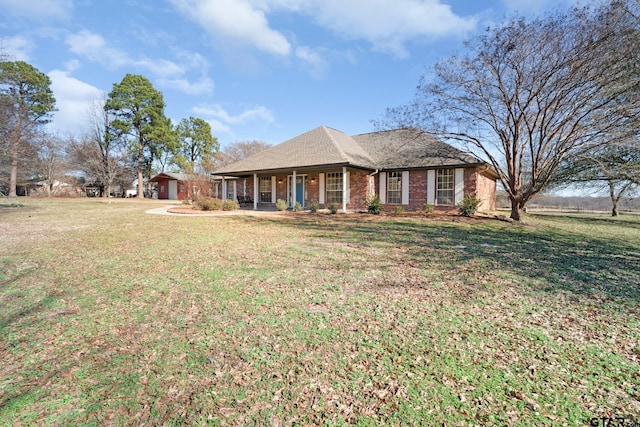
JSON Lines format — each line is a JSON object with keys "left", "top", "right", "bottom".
{"left": 321, "top": 126, "right": 350, "bottom": 162}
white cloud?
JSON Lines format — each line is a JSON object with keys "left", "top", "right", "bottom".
{"left": 1, "top": 35, "right": 31, "bottom": 61}
{"left": 64, "top": 30, "right": 213, "bottom": 95}
{"left": 169, "top": 0, "right": 291, "bottom": 56}
{"left": 295, "top": 46, "right": 328, "bottom": 79}
{"left": 193, "top": 104, "right": 275, "bottom": 125}
{"left": 48, "top": 69, "right": 103, "bottom": 135}
{"left": 169, "top": 0, "right": 476, "bottom": 60}
{"left": 304, "top": 0, "right": 477, "bottom": 57}
{"left": 157, "top": 77, "right": 214, "bottom": 95}
{"left": 65, "top": 30, "right": 130, "bottom": 69}
{"left": 0, "top": 0, "right": 73, "bottom": 21}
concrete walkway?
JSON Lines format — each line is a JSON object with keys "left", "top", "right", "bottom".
{"left": 145, "top": 205, "right": 285, "bottom": 217}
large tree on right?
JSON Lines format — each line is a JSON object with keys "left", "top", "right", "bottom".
{"left": 381, "top": 1, "right": 640, "bottom": 221}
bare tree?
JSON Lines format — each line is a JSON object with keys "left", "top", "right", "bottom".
{"left": 379, "top": 1, "right": 640, "bottom": 221}
{"left": 215, "top": 140, "right": 271, "bottom": 168}
{"left": 33, "top": 131, "right": 69, "bottom": 197}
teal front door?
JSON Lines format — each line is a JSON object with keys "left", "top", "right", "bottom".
{"left": 288, "top": 175, "right": 305, "bottom": 207}
{"left": 295, "top": 177, "right": 304, "bottom": 206}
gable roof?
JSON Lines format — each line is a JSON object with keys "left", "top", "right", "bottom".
{"left": 213, "top": 126, "right": 485, "bottom": 176}
{"left": 214, "top": 126, "right": 377, "bottom": 175}
{"left": 149, "top": 172, "right": 189, "bottom": 182}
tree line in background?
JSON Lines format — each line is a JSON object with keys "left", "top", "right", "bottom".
{"left": 379, "top": 0, "right": 640, "bottom": 220}
{"left": 0, "top": 66, "right": 270, "bottom": 199}
{"left": 2, "top": 1, "right": 639, "bottom": 219}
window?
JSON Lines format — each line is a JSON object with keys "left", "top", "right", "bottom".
{"left": 437, "top": 168, "right": 454, "bottom": 205}
{"left": 387, "top": 172, "right": 402, "bottom": 204}
{"left": 325, "top": 172, "right": 343, "bottom": 204}
{"left": 259, "top": 176, "right": 271, "bottom": 203}
{"left": 226, "top": 181, "right": 235, "bottom": 200}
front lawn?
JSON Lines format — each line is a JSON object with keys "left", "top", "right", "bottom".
{"left": 1, "top": 199, "right": 638, "bottom": 426}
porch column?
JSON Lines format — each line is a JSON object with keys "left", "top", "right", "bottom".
{"left": 342, "top": 167, "right": 347, "bottom": 213}
{"left": 253, "top": 173, "right": 258, "bottom": 210}
{"left": 292, "top": 170, "right": 296, "bottom": 209}
{"left": 221, "top": 177, "right": 226, "bottom": 200}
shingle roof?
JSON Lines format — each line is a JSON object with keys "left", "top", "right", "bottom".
{"left": 352, "top": 128, "right": 483, "bottom": 169}
{"left": 214, "top": 126, "right": 376, "bottom": 175}
{"left": 149, "top": 172, "right": 189, "bottom": 182}
{"left": 213, "top": 126, "right": 484, "bottom": 176}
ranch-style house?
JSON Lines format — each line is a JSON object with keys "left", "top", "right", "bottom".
{"left": 212, "top": 126, "right": 498, "bottom": 213}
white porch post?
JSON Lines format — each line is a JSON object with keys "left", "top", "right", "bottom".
{"left": 342, "top": 167, "right": 347, "bottom": 213}
{"left": 253, "top": 173, "right": 258, "bottom": 210}
{"left": 292, "top": 170, "right": 297, "bottom": 208}
{"left": 221, "top": 177, "right": 226, "bottom": 200}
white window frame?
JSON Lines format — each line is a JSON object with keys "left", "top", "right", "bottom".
{"left": 325, "top": 172, "right": 343, "bottom": 205}
{"left": 387, "top": 171, "right": 402, "bottom": 204}
{"left": 259, "top": 176, "right": 271, "bottom": 203}
{"left": 436, "top": 168, "right": 455, "bottom": 206}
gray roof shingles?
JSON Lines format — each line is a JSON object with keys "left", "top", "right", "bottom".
{"left": 213, "top": 126, "right": 483, "bottom": 176}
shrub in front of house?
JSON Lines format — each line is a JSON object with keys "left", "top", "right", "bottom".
{"left": 222, "top": 200, "right": 240, "bottom": 211}
{"left": 276, "top": 199, "right": 288, "bottom": 211}
{"left": 197, "top": 197, "right": 224, "bottom": 211}
{"left": 294, "top": 202, "right": 302, "bottom": 212}
{"left": 459, "top": 195, "right": 482, "bottom": 217}
{"left": 394, "top": 205, "right": 404, "bottom": 215}
{"left": 365, "top": 194, "right": 381, "bottom": 214}
{"left": 329, "top": 203, "right": 338, "bottom": 214}
{"left": 309, "top": 201, "right": 319, "bottom": 213}
{"left": 423, "top": 203, "right": 434, "bottom": 213}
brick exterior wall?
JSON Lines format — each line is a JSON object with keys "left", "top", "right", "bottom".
{"left": 232, "top": 166, "right": 496, "bottom": 212}
{"left": 477, "top": 171, "right": 497, "bottom": 211}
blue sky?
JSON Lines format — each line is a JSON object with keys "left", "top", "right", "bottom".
{"left": 1, "top": 0, "right": 579, "bottom": 149}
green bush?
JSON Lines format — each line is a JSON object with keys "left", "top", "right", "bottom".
{"left": 329, "top": 203, "right": 338, "bottom": 214}
{"left": 182, "top": 198, "right": 192, "bottom": 205}
{"left": 459, "top": 195, "right": 482, "bottom": 217}
{"left": 309, "top": 201, "right": 319, "bottom": 213}
{"left": 423, "top": 203, "right": 434, "bottom": 213}
{"left": 222, "top": 200, "right": 239, "bottom": 211}
{"left": 293, "top": 202, "right": 302, "bottom": 212}
{"left": 276, "top": 199, "right": 288, "bottom": 211}
{"left": 393, "top": 205, "right": 404, "bottom": 215}
{"left": 365, "top": 194, "right": 381, "bottom": 214}
{"left": 196, "top": 197, "right": 224, "bottom": 211}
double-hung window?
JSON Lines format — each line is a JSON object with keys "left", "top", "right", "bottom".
{"left": 387, "top": 172, "right": 402, "bottom": 204}
{"left": 436, "top": 168, "right": 454, "bottom": 205}
{"left": 325, "top": 172, "right": 343, "bottom": 204}
{"left": 259, "top": 176, "right": 271, "bottom": 203}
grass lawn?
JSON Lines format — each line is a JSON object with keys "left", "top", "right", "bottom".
{"left": 0, "top": 198, "right": 638, "bottom": 426}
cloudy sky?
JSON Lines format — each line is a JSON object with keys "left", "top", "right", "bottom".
{"left": 1, "top": 0, "right": 578, "bottom": 148}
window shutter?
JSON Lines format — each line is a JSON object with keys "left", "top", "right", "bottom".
{"left": 401, "top": 171, "right": 409, "bottom": 205}
{"left": 379, "top": 172, "right": 387, "bottom": 204}
{"left": 455, "top": 168, "right": 464, "bottom": 205}
{"left": 319, "top": 173, "right": 325, "bottom": 204}
{"left": 427, "top": 170, "right": 435, "bottom": 205}
{"left": 271, "top": 176, "right": 276, "bottom": 203}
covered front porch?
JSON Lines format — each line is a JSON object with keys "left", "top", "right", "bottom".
{"left": 215, "top": 167, "right": 368, "bottom": 213}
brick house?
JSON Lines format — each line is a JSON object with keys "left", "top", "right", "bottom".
{"left": 212, "top": 126, "right": 498, "bottom": 213}
{"left": 149, "top": 172, "right": 213, "bottom": 200}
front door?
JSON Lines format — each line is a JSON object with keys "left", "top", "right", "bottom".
{"left": 288, "top": 175, "right": 305, "bottom": 208}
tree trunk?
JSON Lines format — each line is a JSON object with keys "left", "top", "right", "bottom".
{"left": 9, "top": 154, "right": 17, "bottom": 197}
{"left": 137, "top": 137, "right": 144, "bottom": 198}
{"left": 509, "top": 198, "right": 525, "bottom": 222}
{"left": 611, "top": 203, "right": 619, "bottom": 217}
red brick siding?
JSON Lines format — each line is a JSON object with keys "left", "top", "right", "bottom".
{"left": 477, "top": 171, "right": 497, "bottom": 211}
